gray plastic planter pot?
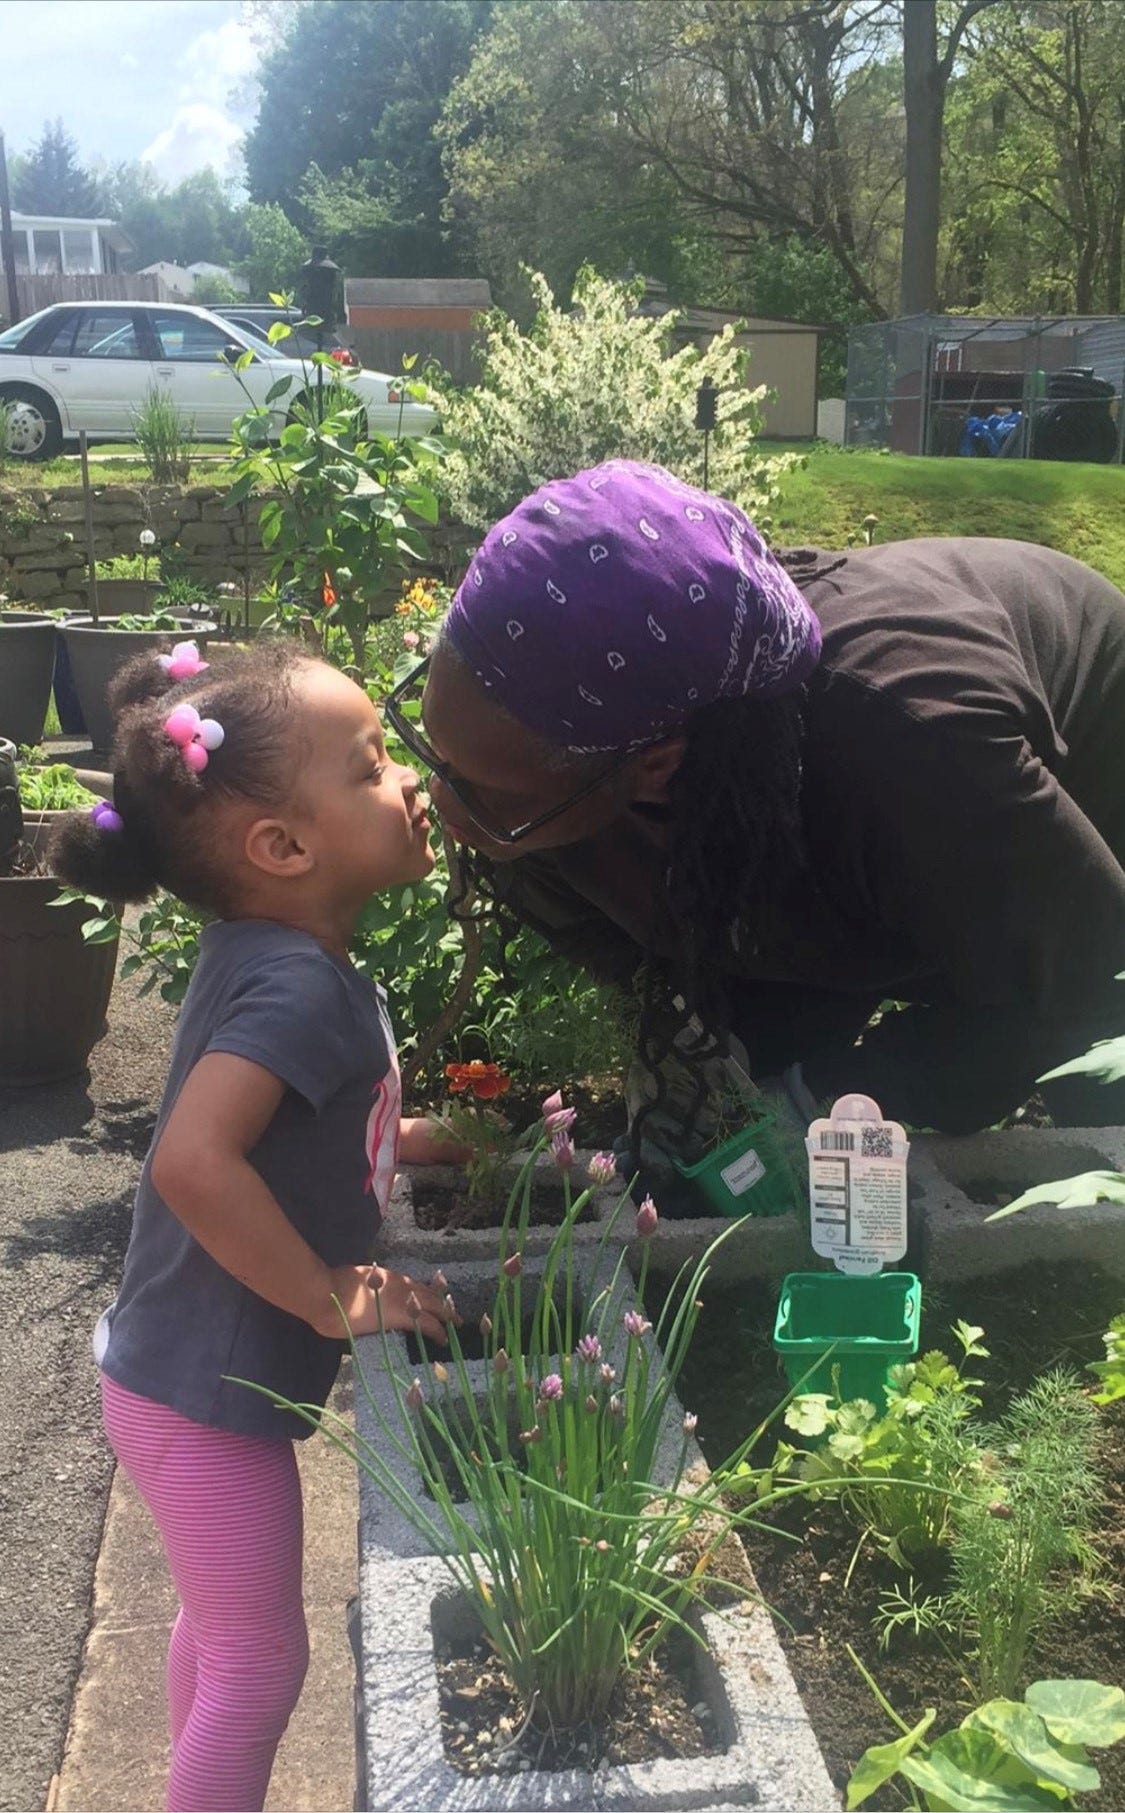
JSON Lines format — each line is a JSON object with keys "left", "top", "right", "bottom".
{"left": 352, "top": 1555, "right": 838, "bottom": 1812}
{"left": 0, "top": 611, "right": 57, "bottom": 747}
{"left": 0, "top": 812, "right": 119, "bottom": 1085}
{"left": 61, "top": 617, "right": 216, "bottom": 753}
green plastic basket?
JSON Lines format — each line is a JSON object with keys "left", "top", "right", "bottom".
{"left": 773, "top": 1271, "right": 922, "bottom": 1407}
{"left": 672, "top": 1111, "right": 798, "bottom": 1218}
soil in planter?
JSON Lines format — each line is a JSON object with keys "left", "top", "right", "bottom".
{"left": 672, "top": 1261, "right": 1125, "bottom": 1810}
{"left": 413, "top": 1176, "right": 596, "bottom": 1233}
{"left": 436, "top": 1624, "right": 719, "bottom": 1775}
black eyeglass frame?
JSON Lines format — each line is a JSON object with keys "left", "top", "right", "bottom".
{"left": 383, "top": 654, "right": 641, "bottom": 846}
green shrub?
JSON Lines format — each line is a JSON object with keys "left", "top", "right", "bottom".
{"left": 131, "top": 383, "right": 194, "bottom": 484}
{"left": 425, "top": 265, "right": 794, "bottom": 530}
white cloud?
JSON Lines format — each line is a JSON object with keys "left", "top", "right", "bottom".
{"left": 142, "top": 104, "right": 245, "bottom": 185}
{"left": 178, "top": 15, "right": 261, "bottom": 112}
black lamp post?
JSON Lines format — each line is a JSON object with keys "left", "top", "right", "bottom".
{"left": 695, "top": 376, "right": 718, "bottom": 490}
{"left": 299, "top": 244, "right": 340, "bottom": 422}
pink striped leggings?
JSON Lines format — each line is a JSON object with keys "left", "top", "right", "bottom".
{"left": 101, "top": 1374, "right": 309, "bottom": 1812}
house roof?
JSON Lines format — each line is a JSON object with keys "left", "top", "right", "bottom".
{"left": 345, "top": 279, "right": 492, "bottom": 308}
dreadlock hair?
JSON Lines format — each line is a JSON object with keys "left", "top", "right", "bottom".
{"left": 49, "top": 640, "right": 316, "bottom": 914}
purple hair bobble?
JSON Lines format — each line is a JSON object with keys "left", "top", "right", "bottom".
{"left": 90, "top": 800, "right": 124, "bottom": 834}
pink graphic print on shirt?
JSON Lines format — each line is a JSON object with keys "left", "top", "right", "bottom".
{"left": 364, "top": 1044, "right": 401, "bottom": 1211}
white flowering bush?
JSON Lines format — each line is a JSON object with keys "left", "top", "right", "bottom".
{"left": 426, "top": 265, "right": 793, "bottom": 530}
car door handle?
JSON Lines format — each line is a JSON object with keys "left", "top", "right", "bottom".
{"left": 52, "top": 362, "right": 70, "bottom": 372}
{"left": 155, "top": 366, "right": 174, "bottom": 377}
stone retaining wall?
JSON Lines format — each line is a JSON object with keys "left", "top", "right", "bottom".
{"left": 0, "top": 483, "right": 476, "bottom": 611}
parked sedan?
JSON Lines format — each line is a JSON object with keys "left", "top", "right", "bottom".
{"left": 0, "top": 301, "right": 438, "bottom": 459}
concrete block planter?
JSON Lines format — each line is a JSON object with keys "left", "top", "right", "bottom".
{"left": 355, "top": 1249, "right": 696, "bottom": 1562}
{"left": 353, "top": 1554, "right": 839, "bottom": 1812}
{"left": 375, "top": 1152, "right": 627, "bottom": 1270}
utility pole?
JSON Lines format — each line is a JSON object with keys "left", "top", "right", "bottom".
{"left": 0, "top": 131, "right": 21, "bottom": 326}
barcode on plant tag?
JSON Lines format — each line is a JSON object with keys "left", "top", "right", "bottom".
{"left": 861, "top": 1126, "right": 895, "bottom": 1158}
{"left": 818, "top": 1131, "right": 856, "bottom": 1151}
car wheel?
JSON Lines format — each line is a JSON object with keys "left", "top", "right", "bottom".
{"left": 0, "top": 385, "right": 63, "bottom": 461}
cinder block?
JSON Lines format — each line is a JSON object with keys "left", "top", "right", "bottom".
{"left": 354, "top": 1555, "right": 838, "bottom": 1811}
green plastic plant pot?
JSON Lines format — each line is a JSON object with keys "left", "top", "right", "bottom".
{"left": 772, "top": 1270, "right": 922, "bottom": 1407}
{"left": 672, "top": 1111, "right": 799, "bottom": 1218}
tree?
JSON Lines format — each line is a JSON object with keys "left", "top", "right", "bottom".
{"left": 12, "top": 120, "right": 103, "bottom": 216}
{"left": 900, "top": 1, "right": 999, "bottom": 315}
{"left": 442, "top": 1, "right": 905, "bottom": 318}
{"left": 103, "top": 164, "right": 245, "bottom": 271}
{"left": 244, "top": 0, "right": 492, "bottom": 274}
{"left": 237, "top": 202, "right": 307, "bottom": 298}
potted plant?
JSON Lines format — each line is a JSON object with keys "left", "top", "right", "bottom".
{"left": 0, "top": 748, "right": 119, "bottom": 1085}
{"left": 61, "top": 616, "right": 216, "bottom": 753}
{"left": 672, "top": 1084, "right": 801, "bottom": 1218}
{"left": 0, "top": 600, "right": 57, "bottom": 747}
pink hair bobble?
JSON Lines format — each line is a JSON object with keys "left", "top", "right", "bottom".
{"left": 158, "top": 640, "right": 209, "bottom": 682}
{"left": 163, "top": 703, "right": 225, "bottom": 773}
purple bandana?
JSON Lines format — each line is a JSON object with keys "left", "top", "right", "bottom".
{"left": 444, "top": 459, "right": 822, "bottom": 751}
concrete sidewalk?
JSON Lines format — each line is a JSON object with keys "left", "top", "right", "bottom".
{"left": 52, "top": 1374, "right": 357, "bottom": 1813}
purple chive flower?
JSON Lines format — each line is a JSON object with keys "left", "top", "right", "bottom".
{"left": 405, "top": 1378, "right": 425, "bottom": 1411}
{"left": 608, "top": 1395, "right": 624, "bottom": 1419}
{"left": 538, "top": 1373, "right": 564, "bottom": 1402}
{"left": 634, "top": 1195, "right": 659, "bottom": 1239}
{"left": 599, "top": 1363, "right": 617, "bottom": 1386}
{"left": 576, "top": 1334, "right": 602, "bottom": 1364}
{"left": 587, "top": 1151, "right": 618, "bottom": 1187}
{"left": 492, "top": 1347, "right": 510, "bottom": 1375}
{"left": 585, "top": 1393, "right": 598, "bottom": 1413}
{"left": 502, "top": 1252, "right": 522, "bottom": 1278}
{"left": 479, "top": 1313, "right": 493, "bottom": 1338}
{"left": 542, "top": 1089, "right": 578, "bottom": 1135}
{"left": 519, "top": 1425, "right": 543, "bottom": 1445}
{"left": 623, "top": 1310, "right": 652, "bottom": 1339}
{"left": 551, "top": 1129, "right": 576, "bottom": 1172}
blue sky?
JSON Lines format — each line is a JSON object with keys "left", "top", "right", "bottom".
{"left": 0, "top": 0, "right": 265, "bottom": 188}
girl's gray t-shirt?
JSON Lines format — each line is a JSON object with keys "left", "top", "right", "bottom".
{"left": 98, "top": 918, "right": 400, "bottom": 1440}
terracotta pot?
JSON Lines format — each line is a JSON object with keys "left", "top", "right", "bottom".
{"left": 0, "top": 813, "right": 119, "bottom": 1086}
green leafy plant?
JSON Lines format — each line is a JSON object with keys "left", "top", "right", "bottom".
{"left": 948, "top": 1370, "right": 1100, "bottom": 1701}
{"left": 223, "top": 301, "right": 444, "bottom": 673}
{"left": 424, "top": 265, "right": 794, "bottom": 532}
{"left": 63, "top": 888, "right": 206, "bottom": 1005}
{"left": 781, "top": 1321, "right": 990, "bottom": 1568}
{"left": 988, "top": 985, "right": 1125, "bottom": 1221}
{"left": 16, "top": 750, "right": 98, "bottom": 813}
{"left": 846, "top": 1655, "right": 1125, "bottom": 1811}
{"left": 1088, "top": 1312, "right": 1125, "bottom": 1405}
{"left": 93, "top": 553, "right": 151, "bottom": 581}
{"left": 131, "top": 383, "right": 194, "bottom": 484}
{"left": 232, "top": 1096, "right": 851, "bottom": 1738}
{"left": 110, "top": 613, "right": 183, "bottom": 633}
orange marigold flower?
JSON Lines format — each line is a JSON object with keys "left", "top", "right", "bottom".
{"left": 445, "top": 1060, "right": 512, "bottom": 1101}
{"left": 322, "top": 572, "right": 337, "bottom": 608}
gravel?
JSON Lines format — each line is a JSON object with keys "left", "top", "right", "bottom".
{"left": 0, "top": 947, "right": 175, "bottom": 1813}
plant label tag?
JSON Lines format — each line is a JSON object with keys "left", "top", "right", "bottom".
{"left": 720, "top": 1146, "right": 767, "bottom": 1197}
{"left": 805, "top": 1093, "right": 908, "bottom": 1275}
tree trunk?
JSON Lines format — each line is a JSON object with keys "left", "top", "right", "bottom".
{"left": 901, "top": 0, "right": 943, "bottom": 314}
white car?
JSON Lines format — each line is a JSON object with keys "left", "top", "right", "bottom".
{"left": 0, "top": 300, "right": 439, "bottom": 459}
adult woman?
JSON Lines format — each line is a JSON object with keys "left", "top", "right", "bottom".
{"left": 387, "top": 459, "right": 1125, "bottom": 1186}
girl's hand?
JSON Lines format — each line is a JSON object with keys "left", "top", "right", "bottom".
{"left": 324, "top": 1264, "right": 457, "bottom": 1345}
{"left": 398, "top": 1116, "right": 473, "bottom": 1166}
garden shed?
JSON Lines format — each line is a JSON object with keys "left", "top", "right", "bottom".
{"left": 344, "top": 278, "right": 492, "bottom": 385}
{"left": 846, "top": 313, "right": 1125, "bottom": 462}
{"left": 636, "top": 277, "right": 823, "bottom": 439}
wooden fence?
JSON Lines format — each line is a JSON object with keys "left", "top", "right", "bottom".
{"left": 348, "top": 325, "right": 483, "bottom": 386}
{"left": 10, "top": 271, "right": 169, "bottom": 322}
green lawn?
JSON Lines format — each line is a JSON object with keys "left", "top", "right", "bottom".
{"left": 763, "top": 444, "right": 1125, "bottom": 591}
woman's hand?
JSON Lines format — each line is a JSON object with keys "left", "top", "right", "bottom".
{"left": 323, "top": 1263, "right": 458, "bottom": 1345}
{"left": 398, "top": 1116, "right": 473, "bottom": 1166}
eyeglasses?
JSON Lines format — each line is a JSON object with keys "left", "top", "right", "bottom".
{"left": 382, "top": 654, "right": 639, "bottom": 847}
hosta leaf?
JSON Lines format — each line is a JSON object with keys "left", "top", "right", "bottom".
{"left": 985, "top": 1172, "right": 1125, "bottom": 1220}
{"left": 902, "top": 1727, "right": 1065, "bottom": 1810}
{"left": 963, "top": 1701, "right": 1099, "bottom": 1792}
{"left": 846, "top": 1710, "right": 936, "bottom": 1808}
{"left": 1040, "top": 1035, "right": 1125, "bottom": 1086}
{"left": 1025, "top": 1680, "right": 1125, "bottom": 1749}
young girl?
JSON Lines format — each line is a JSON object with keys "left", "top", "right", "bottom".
{"left": 52, "top": 639, "right": 457, "bottom": 1813}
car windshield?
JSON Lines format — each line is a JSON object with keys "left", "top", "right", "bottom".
{"left": 0, "top": 308, "right": 55, "bottom": 350}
